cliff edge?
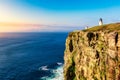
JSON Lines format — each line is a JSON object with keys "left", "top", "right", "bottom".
{"left": 64, "top": 23, "right": 120, "bottom": 80}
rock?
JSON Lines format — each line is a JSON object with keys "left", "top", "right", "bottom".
{"left": 64, "top": 27, "right": 120, "bottom": 80}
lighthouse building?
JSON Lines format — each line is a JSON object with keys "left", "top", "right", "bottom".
{"left": 99, "top": 18, "right": 103, "bottom": 26}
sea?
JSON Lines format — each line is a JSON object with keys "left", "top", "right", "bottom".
{"left": 0, "top": 32, "right": 68, "bottom": 80}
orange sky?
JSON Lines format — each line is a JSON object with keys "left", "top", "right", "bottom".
{"left": 0, "top": 22, "right": 46, "bottom": 32}
{"left": 0, "top": 22, "right": 43, "bottom": 27}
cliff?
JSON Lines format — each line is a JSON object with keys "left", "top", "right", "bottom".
{"left": 64, "top": 23, "right": 120, "bottom": 80}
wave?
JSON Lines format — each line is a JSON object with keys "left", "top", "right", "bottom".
{"left": 57, "top": 62, "right": 63, "bottom": 66}
{"left": 40, "top": 62, "right": 64, "bottom": 80}
{"left": 39, "top": 66, "right": 49, "bottom": 71}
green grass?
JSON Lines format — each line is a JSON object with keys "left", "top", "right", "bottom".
{"left": 83, "top": 23, "right": 120, "bottom": 32}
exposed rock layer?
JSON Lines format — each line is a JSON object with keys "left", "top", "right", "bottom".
{"left": 64, "top": 29, "right": 120, "bottom": 80}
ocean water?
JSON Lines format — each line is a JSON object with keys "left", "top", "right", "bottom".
{"left": 0, "top": 32, "right": 68, "bottom": 80}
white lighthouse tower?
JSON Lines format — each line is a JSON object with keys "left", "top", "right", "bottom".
{"left": 99, "top": 18, "right": 103, "bottom": 26}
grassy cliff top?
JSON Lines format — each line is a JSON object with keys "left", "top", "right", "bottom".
{"left": 84, "top": 23, "right": 120, "bottom": 32}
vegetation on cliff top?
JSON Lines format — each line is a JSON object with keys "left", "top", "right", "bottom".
{"left": 84, "top": 23, "right": 120, "bottom": 32}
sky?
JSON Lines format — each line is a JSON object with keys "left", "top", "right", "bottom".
{"left": 0, "top": 0, "right": 120, "bottom": 32}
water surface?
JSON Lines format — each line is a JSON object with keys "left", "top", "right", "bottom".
{"left": 0, "top": 32, "right": 68, "bottom": 80}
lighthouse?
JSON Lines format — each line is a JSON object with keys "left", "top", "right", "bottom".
{"left": 99, "top": 18, "right": 103, "bottom": 26}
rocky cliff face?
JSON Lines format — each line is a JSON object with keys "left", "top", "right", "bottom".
{"left": 64, "top": 24, "right": 120, "bottom": 80}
